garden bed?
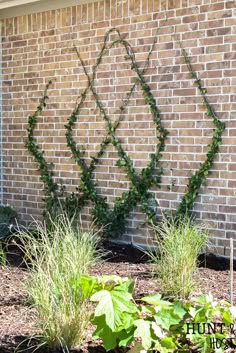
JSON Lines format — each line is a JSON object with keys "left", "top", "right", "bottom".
{"left": 0, "top": 242, "right": 235, "bottom": 353}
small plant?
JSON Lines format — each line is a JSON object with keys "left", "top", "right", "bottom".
{"left": 15, "top": 213, "right": 103, "bottom": 352}
{"left": 86, "top": 274, "right": 234, "bottom": 353}
{"left": 149, "top": 215, "right": 208, "bottom": 300}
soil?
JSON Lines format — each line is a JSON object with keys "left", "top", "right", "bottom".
{"left": 0, "top": 241, "right": 235, "bottom": 353}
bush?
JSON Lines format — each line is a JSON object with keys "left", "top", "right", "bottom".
{"left": 16, "top": 213, "right": 103, "bottom": 351}
{"left": 0, "top": 205, "right": 17, "bottom": 240}
{"left": 149, "top": 215, "right": 208, "bottom": 300}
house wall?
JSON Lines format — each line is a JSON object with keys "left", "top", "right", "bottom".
{"left": 1, "top": 0, "right": 236, "bottom": 255}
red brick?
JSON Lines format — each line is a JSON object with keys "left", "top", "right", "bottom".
{"left": 1, "top": 0, "right": 235, "bottom": 255}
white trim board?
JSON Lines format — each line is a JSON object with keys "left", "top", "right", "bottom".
{"left": 0, "top": 0, "right": 98, "bottom": 19}
{"left": 0, "top": 0, "right": 41, "bottom": 10}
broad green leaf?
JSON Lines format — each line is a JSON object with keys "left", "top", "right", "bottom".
{"left": 154, "top": 309, "right": 181, "bottom": 331}
{"left": 152, "top": 321, "right": 164, "bottom": 339}
{"left": 222, "top": 310, "right": 233, "bottom": 325}
{"left": 92, "top": 315, "right": 134, "bottom": 350}
{"left": 98, "top": 275, "right": 127, "bottom": 285}
{"left": 194, "top": 306, "right": 211, "bottom": 322}
{"left": 92, "top": 316, "right": 117, "bottom": 351}
{"left": 118, "top": 277, "right": 135, "bottom": 294}
{"left": 117, "top": 327, "right": 135, "bottom": 347}
{"left": 134, "top": 319, "right": 152, "bottom": 350}
{"left": 141, "top": 293, "right": 161, "bottom": 304}
{"left": 188, "top": 305, "right": 197, "bottom": 318}
{"left": 139, "top": 304, "right": 156, "bottom": 315}
{"left": 173, "top": 301, "right": 186, "bottom": 319}
{"left": 76, "top": 275, "right": 98, "bottom": 298}
{"left": 191, "top": 295, "right": 208, "bottom": 305}
{"left": 141, "top": 293, "right": 171, "bottom": 308}
{"left": 91, "top": 287, "right": 137, "bottom": 331}
{"left": 119, "top": 311, "right": 135, "bottom": 330}
{"left": 160, "top": 336, "right": 177, "bottom": 350}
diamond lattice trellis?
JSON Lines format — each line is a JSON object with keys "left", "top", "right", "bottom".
{"left": 26, "top": 28, "right": 225, "bottom": 237}
{"left": 64, "top": 28, "right": 168, "bottom": 236}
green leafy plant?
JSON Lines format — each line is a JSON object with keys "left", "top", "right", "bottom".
{"left": 15, "top": 212, "right": 103, "bottom": 352}
{"left": 25, "top": 85, "right": 82, "bottom": 224}
{"left": 0, "top": 205, "right": 17, "bottom": 240}
{"left": 67, "top": 27, "right": 168, "bottom": 236}
{"left": 86, "top": 274, "right": 234, "bottom": 353}
{"left": 148, "top": 215, "right": 208, "bottom": 300}
{"left": 175, "top": 47, "right": 225, "bottom": 220}
{"left": 26, "top": 27, "right": 166, "bottom": 236}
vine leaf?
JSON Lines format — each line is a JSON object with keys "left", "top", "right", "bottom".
{"left": 134, "top": 319, "right": 152, "bottom": 350}
{"left": 91, "top": 287, "right": 137, "bottom": 331}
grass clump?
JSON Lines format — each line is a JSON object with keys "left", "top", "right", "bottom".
{"left": 0, "top": 242, "right": 6, "bottom": 266}
{"left": 16, "top": 213, "right": 102, "bottom": 352}
{"left": 149, "top": 215, "right": 208, "bottom": 300}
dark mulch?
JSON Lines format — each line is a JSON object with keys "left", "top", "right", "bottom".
{"left": 0, "top": 241, "right": 235, "bottom": 353}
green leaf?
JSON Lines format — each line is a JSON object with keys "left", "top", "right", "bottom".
{"left": 160, "top": 336, "right": 177, "bottom": 350}
{"left": 117, "top": 327, "right": 135, "bottom": 347}
{"left": 75, "top": 275, "right": 98, "bottom": 298}
{"left": 154, "top": 308, "right": 181, "bottom": 331}
{"left": 139, "top": 304, "right": 156, "bottom": 316}
{"left": 98, "top": 274, "right": 127, "bottom": 286}
{"left": 91, "top": 287, "right": 137, "bottom": 331}
{"left": 116, "top": 159, "right": 126, "bottom": 167}
{"left": 92, "top": 316, "right": 118, "bottom": 351}
{"left": 134, "top": 319, "right": 152, "bottom": 350}
{"left": 142, "top": 293, "right": 171, "bottom": 308}
{"left": 120, "top": 312, "right": 135, "bottom": 330}
{"left": 192, "top": 294, "right": 208, "bottom": 305}
{"left": 222, "top": 309, "right": 233, "bottom": 325}
{"left": 173, "top": 301, "right": 186, "bottom": 319}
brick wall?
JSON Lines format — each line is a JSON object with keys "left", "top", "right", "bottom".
{"left": 1, "top": 0, "right": 236, "bottom": 255}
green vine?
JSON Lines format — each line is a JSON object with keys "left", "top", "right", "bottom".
{"left": 25, "top": 27, "right": 225, "bottom": 236}
{"left": 25, "top": 82, "right": 81, "bottom": 221}
{"left": 175, "top": 47, "right": 225, "bottom": 220}
{"left": 65, "top": 28, "right": 168, "bottom": 236}
{"left": 25, "top": 81, "right": 58, "bottom": 220}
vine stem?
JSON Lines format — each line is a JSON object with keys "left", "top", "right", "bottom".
{"left": 175, "top": 45, "right": 225, "bottom": 219}
{"left": 65, "top": 27, "right": 167, "bottom": 235}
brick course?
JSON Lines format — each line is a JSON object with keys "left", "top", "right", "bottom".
{"left": 1, "top": 0, "right": 236, "bottom": 256}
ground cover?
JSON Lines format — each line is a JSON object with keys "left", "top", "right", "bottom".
{"left": 0, "top": 242, "right": 234, "bottom": 353}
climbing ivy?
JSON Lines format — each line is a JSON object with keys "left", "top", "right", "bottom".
{"left": 25, "top": 82, "right": 58, "bottom": 221}
{"left": 25, "top": 28, "right": 225, "bottom": 235}
{"left": 25, "top": 82, "right": 81, "bottom": 222}
{"left": 175, "top": 47, "right": 225, "bottom": 220}
{"left": 65, "top": 27, "right": 168, "bottom": 236}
